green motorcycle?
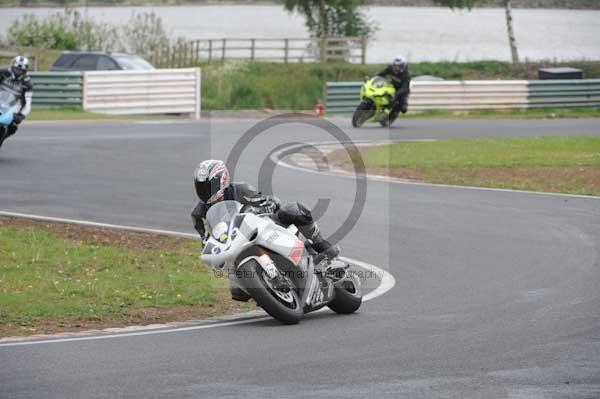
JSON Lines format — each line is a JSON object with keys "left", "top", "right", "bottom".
{"left": 352, "top": 76, "right": 396, "bottom": 128}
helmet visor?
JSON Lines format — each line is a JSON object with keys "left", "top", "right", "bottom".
{"left": 195, "top": 179, "right": 223, "bottom": 203}
{"left": 392, "top": 63, "right": 405, "bottom": 74}
{"left": 12, "top": 66, "right": 26, "bottom": 77}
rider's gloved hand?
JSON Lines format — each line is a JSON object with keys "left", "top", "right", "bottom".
{"left": 259, "top": 198, "right": 280, "bottom": 214}
{"left": 13, "top": 113, "right": 25, "bottom": 125}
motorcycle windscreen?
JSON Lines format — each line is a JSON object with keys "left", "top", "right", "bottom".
{"left": 0, "top": 91, "right": 18, "bottom": 125}
{"left": 205, "top": 200, "right": 243, "bottom": 243}
{"left": 371, "top": 76, "right": 389, "bottom": 88}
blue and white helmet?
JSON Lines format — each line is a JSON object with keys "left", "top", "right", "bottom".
{"left": 392, "top": 54, "right": 407, "bottom": 74}
{"left": 194, "top": 160, "right": 231, "bottom": 204}
{"left": 10, "top": 56, "right": 29, "bottom": 80}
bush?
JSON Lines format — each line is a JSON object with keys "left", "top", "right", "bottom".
{"left": 7, "top": 9, "right": 120, "bottom": 51}
{"left": 121, "top": 12, "right": 170, "bottom": 59}
{"left": 6, "top": 9, "right": 170, "bottom": 55}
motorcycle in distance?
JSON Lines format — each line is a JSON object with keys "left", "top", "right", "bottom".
{"left": 352, "top": 76, "right": 397, "bottom": 128}
{"left": 0, "top": 89, "right": 19, "bottom": 147}
{"left": 201, "top": 200, "right": 362, "bottom": 325}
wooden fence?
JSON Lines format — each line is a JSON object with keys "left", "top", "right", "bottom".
{"left": 150, "top": 36, "right": 367, "bottom": 67}
{"left": 0, "top": 51, "right": 39, "bottom": 71}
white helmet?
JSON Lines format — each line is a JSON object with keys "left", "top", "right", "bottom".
{"left": 392, "top": 54, "right": 407, "bottom": 74}
{"left": 10, "top": 56, "right": 29, "bottom": 80}
{"left": 194, "top": 160, "right": 231, "bottom": 204}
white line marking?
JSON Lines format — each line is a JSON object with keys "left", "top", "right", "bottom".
{"left": 0, "top": 317, "right": 273, "bottom": 347}
{"left": 271, "top": 141, "right": 600, "bottom": 200}
{"left": 340, "top": 256, "right": 395, "bottom": 302}
{"left": 0, "top": 212, "right": 395, "bottom": 347}
{"left": 0, "top": 211, "right": 198, "bottom": 239}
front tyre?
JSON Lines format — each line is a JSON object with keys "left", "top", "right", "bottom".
{"left": 239, "top": 260, "right": 303, "bottom": 325}
{"left": 352, "top": 101, "right": 374, "bottom": 128}
{"left": 327, "top": 273, "right": 362, "bottom": 314}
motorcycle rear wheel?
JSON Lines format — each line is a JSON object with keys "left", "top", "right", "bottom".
{"left": 239, "top": 260, "right": 303, "bottom": 325}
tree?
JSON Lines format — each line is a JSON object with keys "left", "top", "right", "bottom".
{"left": 280, "top": 0, "right": 373, "bottom": 38}
{"left": 433, "top": 0, "right": 519, "bottom": 63}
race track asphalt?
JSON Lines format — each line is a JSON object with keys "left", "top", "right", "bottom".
{"left": 1, "top": 116, "right": 599, "bottom": 398}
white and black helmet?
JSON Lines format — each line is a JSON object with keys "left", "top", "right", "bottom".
{"left": 392, "top": 54, "right": 407, "bottom": 74}
{"left": 10, "top": 56, "right": 29, "bottom": 80}
{"left": 194, "top": 160, "right": 231, "bottom": 204}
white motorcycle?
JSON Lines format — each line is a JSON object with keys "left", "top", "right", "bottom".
{"left": 201, "top": 200, "right": 362, "bottom": 324}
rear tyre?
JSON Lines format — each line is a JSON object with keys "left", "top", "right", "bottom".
{"left": 239, "top": 260, "right": 303, "bottom": 325}
{"left": 379, "top": 109, "right": 399, "bottom": 127}
{"left": 0, "top": 127, "right": 7, "bottom": 148}
{"left": 352, "top": 101, "right": 374, "bottom": 128}
{"left": 327, "top": 274, "right": 362, "bottom": 314}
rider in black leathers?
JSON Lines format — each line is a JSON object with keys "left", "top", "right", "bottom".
{"left": 0, "top": 56, "right": 32, "bottom": 147}
{"left": 376, "top": 55, "right": 411, "bottom": 121}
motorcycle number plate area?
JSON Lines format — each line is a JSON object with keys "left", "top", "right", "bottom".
{"left": 259, "top": 255, "right": 279, "bottom": 279}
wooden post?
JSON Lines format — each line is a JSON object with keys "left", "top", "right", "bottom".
{"left": 180, "top": 42, "right": 185, "bottom": 67}
{"left": 284, "top": 39, "right": 289, "bottom": 63}
{"left": 222, "top": 39, "right": 226, "bottom": 62}
{"left": 208, "top": 40, "right": 213, "bottom": 62}
{"left": 320, "top": 36, "right": 326, "bottom": 63}
{"left": 361, "top": 36, "right": 367, "bottom": 64}
{"left": 504, "top": 0, "right": 519, "bottom": 63}
{"left": 251, "top": 39, "right": 255, "bottom": 61}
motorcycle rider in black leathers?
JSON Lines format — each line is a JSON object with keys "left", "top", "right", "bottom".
{"left": 191, "top": 160, "right": 340, "bottom": 301}
{"left": 0, "top": 56, "right": 32, "bottom": 147}
{"left": 376, "top": 55, "right": 411, "bottom": 122}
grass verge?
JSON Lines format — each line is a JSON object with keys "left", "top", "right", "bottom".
{"left": 28, "top": 107, "right": 182, "bottom": 121}
{"left": 402, "top": 107, "right": 600, "bottom": 120}
{"left": 199, "top": 61, "right": 600, "bottom": 110}
{"left": 333, "top": 136, "right": 600, "bottom": 196}
{"left": 0, "top": 217, "right": 252, "bottom": 337}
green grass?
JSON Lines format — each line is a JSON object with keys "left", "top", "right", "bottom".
{"left": 198, "top": 60, "right": 600, "bottom": 110}
{"left": 364, "top": 136, "right": 600, "bottom": 168}
{"left": 26, "top": 105, "right": 600, "bottom": 121}
{"left": 28, "top": 107, "right": 180, "bottom": 121}
{"left": 402, "top": 107, "right": 600, "bottom": 119}
{"left": 356, "top": 136, "right": 600, "bottom": 195}
{"left": 0, "top": 223, "right": 237, "bottom": 335}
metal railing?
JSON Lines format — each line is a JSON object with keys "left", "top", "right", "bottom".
{"left": 28, "top": 69, "right": 201, "bottom": 118}
{"left": 325, "top": 79, "right": 600, "bottom": 113}
{"left": 83, "top": 68, "right": 201, "bottom": 119}
{"left": 527, "top": 79, "right": 600, "bottom": 107}
{"left": 151, "top": 36, "right": 367, "bottom": 67}
{"left": 30, "top": 72, "right": 83, "bottom": 107}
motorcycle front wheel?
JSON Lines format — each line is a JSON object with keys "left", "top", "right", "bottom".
{"left": 239, "top": 260, "right": 303, "bottom": 325}
{"left": 352, "top": 101, "right": 375, "bottom": 128}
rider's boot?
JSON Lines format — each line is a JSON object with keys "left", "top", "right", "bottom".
{"left": 298, "top": 222, "right": 340, "bottom": 269}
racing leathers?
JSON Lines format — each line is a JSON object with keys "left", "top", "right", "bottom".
{"left": 0, "top": 68, "right": 32, "bottom": 146}
{"left": 376, "top": 65, "right": 411, "bottom": 119}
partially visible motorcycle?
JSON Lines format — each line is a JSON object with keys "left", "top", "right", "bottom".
{"left": 352, "top": 76, "right": 396, "bottom": 128}
{"left": 201, "top": 200, "right": 362, "bottom": 325}
{"left": 0, "top": 89, "right": 20, "bottom": 147}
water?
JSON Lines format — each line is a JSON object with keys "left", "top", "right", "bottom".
{"left": 0, "top": 5, "right": 599, "bottom": 62}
